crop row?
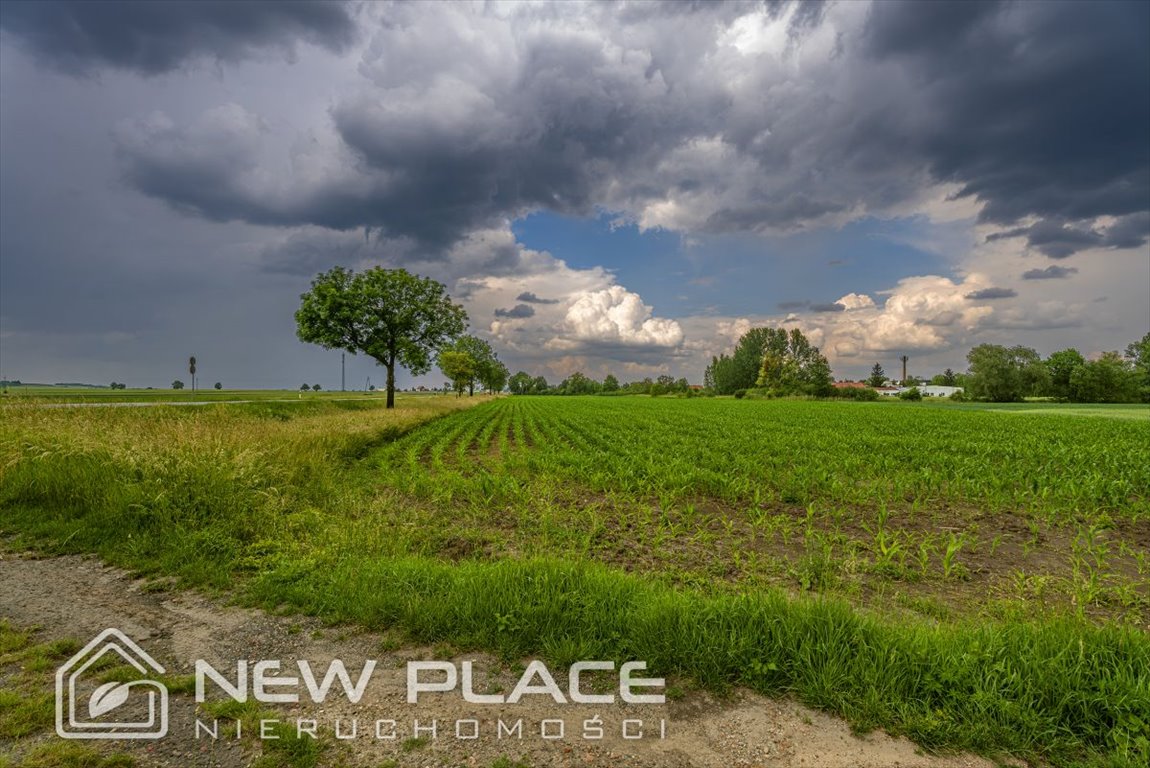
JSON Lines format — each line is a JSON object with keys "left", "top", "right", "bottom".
{"left": 378, "top": 397, "right": 1150, "bottom": 519}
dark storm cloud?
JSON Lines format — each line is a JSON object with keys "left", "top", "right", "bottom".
{"left": 1101, "top": 211, "right": 1150, "bottom": 250}
{"left": 965, "top": 287, "right": 1017, "bottom": 300}
{"left": 1022, "top": 266, "right": 1079, "bottom": 281}
{"left": 104, "top": 0, "right": 1148, "bottom": 259}
{"left": 865, "top": 1, "right": 1149, "bottom": 239}
{"left": 809, "top": 302, "right": 846, "bottom": 313}
{"left": 1017, "top": 221, "right": 1102, "bottom": 260}
{"left": 494, "top": 304, "right": 536, "bottom": 319}
{"left": 704, "top": 196, "right": 848, "bottom": 231}
{"left": 986, "top": 214, "right": 1149, "bottom": 258}
{"left": 777, "top": 300, "right": 808, "bottom": 310}
{"left": 517, "top": 292, "right": 560, "bottom": 305}
{"left": 0, "top": 0, "right": 355, "bottom": 74}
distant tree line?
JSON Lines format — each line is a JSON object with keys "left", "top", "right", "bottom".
{"left": 696, "top": 326, "right": 1149, "bottom": 405}
{"left": 963, "top": 333, "right": 1149, "bottom": 403}
{"left": 507, "top": 371, "right": 692, "bottom": 396}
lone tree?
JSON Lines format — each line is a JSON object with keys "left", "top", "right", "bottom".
{"left": 296, "top": 267, "right": 467, "bottom": 408}
{"left": 866, "top": 363, "right": 886, "bottom": 388}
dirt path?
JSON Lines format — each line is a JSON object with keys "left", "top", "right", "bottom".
{"left": 0, "top": 552, "right": 1003, "bottom": 768}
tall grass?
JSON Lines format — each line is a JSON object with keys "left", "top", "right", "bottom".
{"left": 0, "top": 397, "right": 472, "bottom": 584}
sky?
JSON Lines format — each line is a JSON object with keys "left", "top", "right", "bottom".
{"left": 1, "top": 0, "right": 1147, "bottom": 390}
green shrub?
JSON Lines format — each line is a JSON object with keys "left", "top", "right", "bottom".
{"left": 829, "top": 387, "right": 879, "bottom": 401}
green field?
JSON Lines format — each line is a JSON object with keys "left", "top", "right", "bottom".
{"left": 1, "top": 395, "right": 1148, "bottom": 766}
{"left": 0, "top": 386, "right": 398, "bottom": 404}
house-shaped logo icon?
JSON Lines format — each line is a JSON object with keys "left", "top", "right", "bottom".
{"left": 55, "top": 628, "right": 168, "bottom": 740}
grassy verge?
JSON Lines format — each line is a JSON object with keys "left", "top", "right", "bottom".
{"left": 249, "top": 555, "right": 1149, "bottom": 766}
{"left": 0, "top": 618, "right": 329, "bottom": 768}
{"left": 0, "top": 396, "right": 476, "bottom": 586}
{"left": 0, "top": 620, "right": 136, "bottom": 768}
{"left": 2, "top": 396, "right": 1148, "bottom": 766}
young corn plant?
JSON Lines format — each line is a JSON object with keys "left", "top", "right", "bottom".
{"left": 941, "top": 532, "right": 969, "bottom": 580}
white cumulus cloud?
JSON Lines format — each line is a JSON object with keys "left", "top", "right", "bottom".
{"left": 560, "top": 286, "right": 684, "bottom": 347}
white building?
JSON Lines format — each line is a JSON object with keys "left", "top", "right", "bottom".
{"left": 918, "top": 385, "right": 963, "bottom": 397}
{"left": 877, "top": 385, "right": 963, "bottom": 397}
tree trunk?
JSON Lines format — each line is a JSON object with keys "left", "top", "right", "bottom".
{"left": 386, "top": 360, "right": 396, "bottom": 409}
{"left": 468, "top": 379, "right": 474, "bottom": 397}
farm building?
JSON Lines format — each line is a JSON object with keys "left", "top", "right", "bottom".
{"left": 918, "top": 385, "right": 963, "bottom": 397}
{"left": 877, "top": 385, "right": 964, "bottom": 397}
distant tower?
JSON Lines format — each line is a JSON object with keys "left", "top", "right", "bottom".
{"left": 900, "top": 355, "right": 909, "bottom": 384}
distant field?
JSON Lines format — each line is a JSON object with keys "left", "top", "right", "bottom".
{"left": 935, "top": 400, "right": 1150, "bottom": 421}
{"left": 1, "top": 395, "right": 1147, "bottom": 766}
{"left": 0, "top": 386, "right": 418, "bottom": 404}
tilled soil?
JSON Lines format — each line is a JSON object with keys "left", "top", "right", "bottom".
{"left": 0, "top": 552, "right": 1002, "bottom": 768}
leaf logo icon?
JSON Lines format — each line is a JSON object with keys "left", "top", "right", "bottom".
{"left": 88, "top": 682, "right": 134, "bottom": 718}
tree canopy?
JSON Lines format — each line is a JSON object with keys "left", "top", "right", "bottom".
{"left": 965, "top": 344, "right": 1049, "bottom": 402}
{"left": 867, "top": 363, "right": 886, "bottom": 388}
{"left": 438, "top": 350, "right": 476, "bottom": 396}
{"left": 754, "top": 328, "right": 833, "bottom": 397}
{"left": 295, "top": 267, "right": 467, "bottom": 407}
{"left": 438, "top": 335, "right": 506, "bottom": 395}
{"left": 1125, "top": 332, "right": 1150, "bottom": 403}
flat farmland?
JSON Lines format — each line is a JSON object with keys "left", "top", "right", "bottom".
{"left": 2, "top": 395, "right": 1148, "bottom": 767}
{"left": 378, "top": 397, "right": 1149, "bottom": 622}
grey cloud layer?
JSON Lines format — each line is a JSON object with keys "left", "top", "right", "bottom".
{"left": 965, "top": 287, "right": 1017, "bottom": 300}
{"left": 76, "top": 0, "right": 1147, "bottom": 260}
{"left": 0, "top": 0, "right": 355, "bottom": 74}
{"left": 986, "top": 214, "right": 1150, "bottom": 259}
{"left": 1022, "top": 266, "right": 1079, "bottom": 281}
{"left": 494, "top": 304, "right": 535, "bottom": 319}
{"left": 516, "top": 292, "right": 560, "bottom": 305}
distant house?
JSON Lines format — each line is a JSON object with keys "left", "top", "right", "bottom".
{"left": 919, "top": 385, "right": 963, "bottom": 397}
{"left": 833, "top": 381, "right": 869, "bottom": 389}
{"left": 876, "top": 386, "right": 902, "bottom": 397}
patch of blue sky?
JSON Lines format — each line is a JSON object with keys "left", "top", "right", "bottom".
{"left": 512, "top": 211, "right": 966, "bottom": 318}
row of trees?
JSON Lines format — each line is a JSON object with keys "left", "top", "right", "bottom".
{"left": 966, "top": 334, "right": 1150, "bottom": 402}
{"left": 171, "top": 380, "right": 223, "bottom": 389}
{"left": 437, "top": 335, "right": 509, "bottom": 396}
{"left": 507, "top": 371, "right": 692, "bottom": 396}
{"left": 704, "top": 327, "right": 832, "bottom": 397}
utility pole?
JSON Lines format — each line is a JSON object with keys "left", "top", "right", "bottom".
{"left": 341, "top": 353, "right": 345, "bottom": 392}
{"left": 189, "top": 356, "right": 197, "bottom": 397}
